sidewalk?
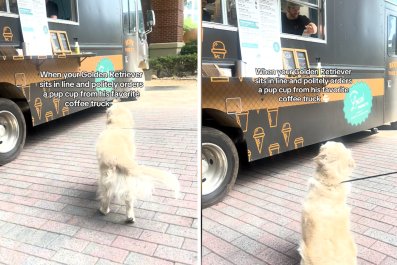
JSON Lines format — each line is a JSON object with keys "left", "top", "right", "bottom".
{"left": 0, "top": 79, "right": 198, "bottom": 265}
{"left": 202, "top": 128, "right": 397, "bottom": 265}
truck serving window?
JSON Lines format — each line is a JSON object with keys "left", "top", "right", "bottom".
{"left": 0, "top": 0, "right": 78, "bottom": 22}
{"left": 202, "top": 0, "right": 237, "bottom": 27}
{"left": 280, "top": 0, "right": 325, "bottom": 41}
{"left": 388, "top": 15, "right": 397, "bottom": 56}
{"left": 47, "top": 0, "right": 78, "bottom": 22}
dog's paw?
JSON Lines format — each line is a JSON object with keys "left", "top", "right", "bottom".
{"left": 99, "top": 207, "right": 110, "bottom": 215}
{"left": 125, "top": 218, "right": 135, "bottom": 224}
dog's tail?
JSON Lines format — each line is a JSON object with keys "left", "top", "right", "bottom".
{"left": 137, "top": 165, "right": 181, "bottom": 198}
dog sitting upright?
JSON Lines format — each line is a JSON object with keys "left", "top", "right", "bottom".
{"left": 96, "top": 103, "right": 180, "bottom": 223}
{"left": 299, "top": 141, "right": 357, "bottom": 265}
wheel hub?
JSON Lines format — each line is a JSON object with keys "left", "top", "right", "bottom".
{"left": 202, "top": 143, "right": 228, "bottom": 196}
{"left": 0, "top": 111, "right": 20, "bottom": 153}
{"left": 0, "top": 124, "right": 5, "bottom": 138}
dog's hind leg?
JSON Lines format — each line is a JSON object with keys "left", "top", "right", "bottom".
{"left": 99, "top": 195, "right": 111, "bottom": 215}
{"left": 98, "top": 185, "right": 111, "bottom": 215}
{"left": 125, "top": 192, "right": 135, "bottom": 223}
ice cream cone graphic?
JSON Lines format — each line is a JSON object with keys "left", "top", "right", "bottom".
{"left": 3, "top": 26, "right": 13, "bottom": 41}
{"left": 45, "top": 111, "right": 54, "bottom": 122}
{"left": 253, "top": 127, "right": 265, "bottom": 154}
{"left": 53, "top": 98, "right": 60, "bottom": 114}
{"left": 268, "top": 143, "right": 280, "bottom": 156}
{"left": 248, "top": 150, "right": 251, "bottom": 161}
{"left": 281, "top": 123, "right": 292, "bottom": 147}
{"left": 211, "top": 41, "right": 227, "bottom": 59}
{"left": 34, "top": 98, "right": 43, "bottom": 120}
{"left": 294, "top": 137, "right": 304, "bottom": 149}
{"left": 62, "top": 106, "right": 70, "bottom": 116}
{"left": 267, "top": 108, "right": 279, "bottom": 128}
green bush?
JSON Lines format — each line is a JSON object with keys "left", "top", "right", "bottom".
{"left": 149, "top": 54, "right": 197, "bottom": 77}
{"left": 180, "top": 41, "right": 197, "bottom": 55}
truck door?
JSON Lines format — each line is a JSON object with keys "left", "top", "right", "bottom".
{"left": 122, "top": 0, "right": 139, "bottom": 73}
{"left": 122, "top": 0, "right": 148, "bottom": 75}
{"left": 385, "top": 3, "right": 397, "bottom": 124}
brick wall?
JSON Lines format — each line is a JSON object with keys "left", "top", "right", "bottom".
{"left": 149, "top": 0, "right": 184, "bottom": 44}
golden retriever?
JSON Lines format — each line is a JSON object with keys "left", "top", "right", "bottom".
{"left": 299, "top": 141, "right": 357, "bottom": 265}
{"left": 96, "top": 103, "right": 180, "bottom": 223}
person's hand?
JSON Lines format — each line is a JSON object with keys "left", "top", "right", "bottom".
{"left": 304, "top": 25, "right": 314, "bottom": 34}
{"left": 304, "top": 23, "right": 317, "bottom": 35}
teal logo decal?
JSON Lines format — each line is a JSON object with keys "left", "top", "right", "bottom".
{"left": 95, "top": 58, "right": 115, "bottom": 92}
{"left": 343, "top": 82, "right": 373, "bottom": 126}
{"left": 273, "top": 42, "right": 280, "bottom": 52}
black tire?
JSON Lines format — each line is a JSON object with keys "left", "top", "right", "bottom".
{"left": 202, "top": 127, "right": 239, "bottom": 208}
{"left": 391, "top": 122, "right": 397, "bottom": 130}
{"left": 0, "top": 98, "right": 26, "bottom": 165}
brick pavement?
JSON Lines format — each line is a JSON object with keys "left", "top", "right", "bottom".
{"left": 0, "top": 80, "right": 198, "bottom": 265}
{"left": 202, "top": 128, "right": 397, "bottom": 265}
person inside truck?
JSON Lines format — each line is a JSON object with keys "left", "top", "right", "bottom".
{"left": 202, "top": 0, "right": 211, "bottom": 21}
{"left": 282, "top": 1, "right": 317, "bottom": 36}
{"left": 0, "top": 0, "right": 5, "bottom": 11}
{"left": 46, "top": 0, "right": 58, "bottom": 19}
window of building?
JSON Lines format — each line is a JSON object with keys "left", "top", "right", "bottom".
{"left": 281, "top": 0, "right": 325, "bottom": 40}
{"left": 202, "top": 0, "right": 237, "bottom": 27}
{"left": 388, "top": 15, "right": 397, "bottom": 56}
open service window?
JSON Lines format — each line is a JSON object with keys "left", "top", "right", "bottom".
{"left": 280, "top": 0, "right": 325, "bottom": 41}
{"left": 46, "top": 0, "right": 78, "bottom": 23}
{"left": 0, "top": 0, "right": 78, "bottom": 21}
{"left": 45, "top": 0, "right": 78, "bottom": 22}
{"left": 202, "top": 0, "right": 237, "bottom": 27}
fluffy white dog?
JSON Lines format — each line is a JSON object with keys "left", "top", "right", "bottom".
{"left": 299, "top": 141, "right": 357, "bottom": 265}
{"left": 96, "top": 103, "right": 180, "bottom": 223}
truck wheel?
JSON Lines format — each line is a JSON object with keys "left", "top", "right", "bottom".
{"left": 202, "top": 127, "right": 239, "bottom": 208}
{"left": 0, "top": 98, "right": 26, "bottom": 165}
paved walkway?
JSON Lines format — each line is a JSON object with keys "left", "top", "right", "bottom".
{"left": 202, "top": 127, "right": 397, "bottom": 265}
{"left": 0, "top": 80, "right": 198, "bottom": 265}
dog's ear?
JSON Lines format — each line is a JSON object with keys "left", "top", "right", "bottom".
{"left": 313, "top": 153, "right": 327, "bottom": 166}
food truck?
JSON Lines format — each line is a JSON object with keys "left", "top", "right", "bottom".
{"left": 0, "top": 0, "right": 155, "bottom": 165}
{"left": 201, "top": 0, "right": 397, "bottom": 207}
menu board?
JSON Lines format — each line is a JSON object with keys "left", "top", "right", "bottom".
{"left": 282, "top": 49, "right": 296, "bottom": 70}
{"left": 296, "top": 50, "right": 309, "bottom": 69}
{"left": 236, "top": 0, "right": 283, "bottom": 77}
{"left": 17, "top": 0, "right": 53, "bottom": 56}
